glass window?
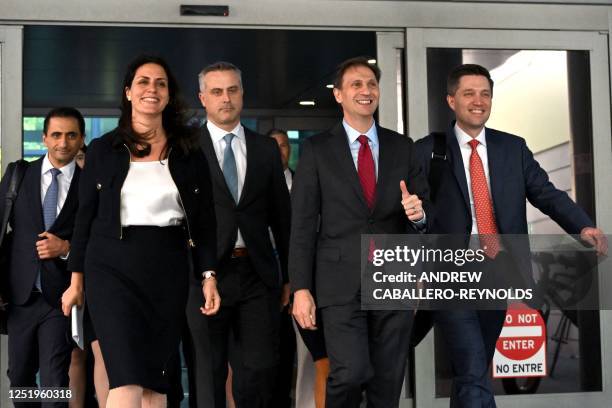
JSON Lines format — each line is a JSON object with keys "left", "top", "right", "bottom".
{"left": 23, "top": 116, "right": 118, "bottom": 161}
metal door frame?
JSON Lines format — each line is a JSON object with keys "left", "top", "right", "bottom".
{"left": 405, "top": 27, "right": 612, "bottom": 408}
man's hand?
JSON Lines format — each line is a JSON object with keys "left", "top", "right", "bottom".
{"left": 293, "top": 289, "right": 317, "bottom": 330}
{"left": 400, "top": 180, "right": 424, "bottom": 222}
{"left": 200, "top": 278, "right": 221, "bottom": 316}
{"left": 61, "top": 273, "right": 84, "bottom": 316}
{"left": 37, "top": 232, "right": 69, "bottom": 259}
{"left": 280, "top": 283, "right": 291, "bottom": 312}
{"left": 580, "top": 227, "right": 608, "bottom": 256}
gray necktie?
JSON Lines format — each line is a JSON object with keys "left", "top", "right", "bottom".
{"left": 222, "top": 133, "right": 239, "bottom": 202}
{"left": 36, "top": 167, "right": 61, "bottom": 291}
{"left": 43, "top": 168, "right": 61, "bottom": 229}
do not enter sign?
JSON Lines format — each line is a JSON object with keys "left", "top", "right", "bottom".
{"left": 493, "top": 303, "right": 547, "bottom": 378}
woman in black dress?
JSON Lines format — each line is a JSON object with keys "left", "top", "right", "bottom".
{"left": 68, "top": 55, "right": 220, "bottom": 407}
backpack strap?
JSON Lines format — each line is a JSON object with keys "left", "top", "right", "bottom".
{"left": 428, "top": 132, "right": 448, "bottom": 201}
{"left": 0, "top": 160, "right": 28, "bottom": 243}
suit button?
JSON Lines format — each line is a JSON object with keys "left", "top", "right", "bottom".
{"left": 96, "top": 183, "right": 102, "bottom": 190}
{"left": 194, "top": 187, "right": 200, "bottom": 194}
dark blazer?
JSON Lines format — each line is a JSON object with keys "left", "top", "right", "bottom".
{"left": 199, "top": 124, "right": 291, "bottom": 289}
{"left": 289, "top": 122, "right": 431, "bottom": 308}
{"left": 68, "top": 129, "right": 217, "bottom": 278}
{"left": 414, "top": 124, "right": 595, "bottom": 288}
{"left": 414, "top": 124, "right": 594, "bottom": 236}
{"left": 0, "top": 157, "right": 80, "bottom": 307}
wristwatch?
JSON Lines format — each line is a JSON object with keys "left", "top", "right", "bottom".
{"left": 202, "top": 271, "right": 216, "bottom": 281}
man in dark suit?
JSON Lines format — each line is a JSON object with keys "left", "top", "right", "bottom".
{"left": 0, "top": 107, "right": 85, "bottom": 407}
{"left": 290, "top": 57, "right": 430, "bottom": 408}
{"left": 414, "top": 64, "right": 607, "bottom": 407}
{"left": 189, "top": 61, "right": 291, "bottom": 408}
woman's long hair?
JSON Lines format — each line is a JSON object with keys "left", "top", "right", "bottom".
{"left": 118, "top": 54, "right": 198, "bottom": 157}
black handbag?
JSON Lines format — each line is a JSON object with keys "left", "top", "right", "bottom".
{"left": 0, "top": 159, "right": 28, "bottom": 334}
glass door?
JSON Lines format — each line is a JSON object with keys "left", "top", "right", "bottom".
{"left": 0, "top": 24, "right": 22, "bottom": 408}
{"left": 405, "top": 28, "right": 612, "bottom": 408}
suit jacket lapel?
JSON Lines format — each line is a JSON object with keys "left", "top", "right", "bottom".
{"left": 374, "top": 126, "right": 394, "bottom": 213}
{"left": 446, "top": 126, "right": 471, "bottom": 212}
{"left": 329, "top": 123, "right": 369, "bottom": 211}
{"left": 25, "top": 158, "right": 45, "bottom": 230}
{"left": 200, "top": 124, "right": 236, "bottom": 204}
{"left": 484, "top": 128, "right": 505, "bottom": 216}
{"left": 52, "top": 165, "right": 81, "bottom": 229}
{"left": 237, "top": 128, "right": 256, "bottom": 207}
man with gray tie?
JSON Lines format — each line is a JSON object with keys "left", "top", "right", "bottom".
{"left": 190, "top": 61, "right": 291, "bottom": 408}
{"left": 0, "top": 107, "right": 85, "bottom": 407}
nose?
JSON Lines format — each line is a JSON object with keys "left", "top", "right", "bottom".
{"left": 360, "top": 85, "right": 371, "bottom": 95}
{"left": 146, "top": 82, "right": 158, "bottom": 93}
{"left": 58, "top": 135, "right": 68, "bottom": 147}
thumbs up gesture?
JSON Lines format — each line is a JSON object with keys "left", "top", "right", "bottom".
{"left": 400, "top": 180, "right": 424, "bottom": 222}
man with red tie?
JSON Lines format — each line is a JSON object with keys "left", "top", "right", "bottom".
{"left": 290, "top": 56, "right": 430, "bottom": 408}
{"left": 414, "top": 64, "right": 607, "bottom": 407}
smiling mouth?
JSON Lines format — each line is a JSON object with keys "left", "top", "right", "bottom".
{"left": 355, "top": 99, "right": 373, "bottom": 105}
{"left": 469, "top": 108, "right": 485, "bottom": 114}
{"left": 141, "top": 97, "right": 160, "bottom": 103}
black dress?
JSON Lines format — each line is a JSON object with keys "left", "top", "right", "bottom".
{"left": 68, "top": 129, "right": 217, "bottom": 393}
{"left": 86, "top": 226, "right": 188, "bottom": 392}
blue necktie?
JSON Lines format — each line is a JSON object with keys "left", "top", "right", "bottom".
{"left": 222, "top": 133, "right": 239, "bottom": 202}
{"left": 36, "top": 168, "right": 61, "bottom": 291}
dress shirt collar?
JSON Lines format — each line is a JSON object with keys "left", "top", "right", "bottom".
{"left": 41, "top": 153, "right": 76, "bottom": 180}
{"left": 454, "top": 123, "right": 486, "bottom": 148}
{"left": 343, "top": 119, "right": 378, "bottom": 146}
{"left": 207, "top": 121, "right": 245, "bottom": 144}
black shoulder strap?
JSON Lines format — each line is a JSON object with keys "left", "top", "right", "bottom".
{"left": 428, "top": 132, "right": 447, "bottom": 201}
{"left": 0, "top": 160, "right": 28, "bottom": 244}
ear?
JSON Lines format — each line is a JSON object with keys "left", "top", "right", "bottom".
{"left": 333, "top": 87, "right": 342, "bottom": 104}
{"left": 198, "top": 92, "right": 206, "bottom": 109}
{"left": 125, "top": 86, "right": 132, "bottom": 102}
{"left": 446, "top": 94, "right": 456, "bottom": 112}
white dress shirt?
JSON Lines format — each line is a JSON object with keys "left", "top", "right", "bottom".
{"left": 284, "top": 168, "right": 293, "bottom": 192}
{"left": 454, "top": 123, "right": 495, "bottom": 235}
{"left": 207, "top": 121, "right": 247, "bottom": 248}
{"left": 343, "top": 120, "right": 379, "bottom": 179}
{"left": 120, "top": 159, "right": 185, "bottom": 227}
{"left": 40, "top": 154, "right": 76, "bottom": 214}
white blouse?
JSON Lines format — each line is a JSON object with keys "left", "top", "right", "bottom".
{"left": 120, "top": 159, "right": 185, "bottom": 227}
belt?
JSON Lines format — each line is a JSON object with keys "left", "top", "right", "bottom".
{"left": 231, "top": 247, "right": 248, "bottom": 258}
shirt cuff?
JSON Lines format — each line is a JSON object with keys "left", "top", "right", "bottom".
{"left": 411, "top": 211, "right": 427, "bottom": 229}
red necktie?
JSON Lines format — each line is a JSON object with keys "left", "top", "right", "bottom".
{"left": 468, "top": 139, "right": 500, "bottom": 259}
{"left": 358, "top": 135, "right": 377, "bottom": 261}
{"left": 357, "top": 135, "right": 376, "bottom": 209}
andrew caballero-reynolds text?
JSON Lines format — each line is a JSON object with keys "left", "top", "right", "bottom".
{"left": 369, "top": 246, "right": 533, "bottom": 301}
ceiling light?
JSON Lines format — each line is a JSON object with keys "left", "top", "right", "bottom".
{"left": 299, "top": 101, "right": 315, "bottom": 106}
